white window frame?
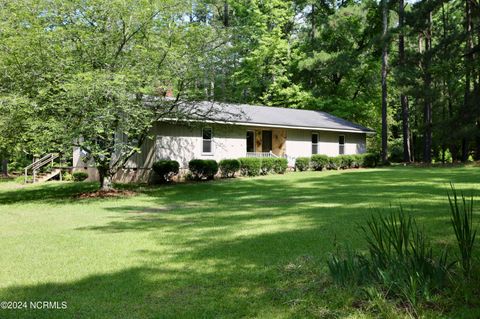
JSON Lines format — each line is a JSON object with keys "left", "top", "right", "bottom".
{"left": 311, "top": 132, "right": 319, "bottom": 155}
{"left": 202, "top": 127, "right": 213, "bottom": 155}
{"left": 339, "top": 135, "right": 345, "bottom": 155}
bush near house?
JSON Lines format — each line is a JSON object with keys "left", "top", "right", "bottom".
{"left": 337, "top": 155, "right": 354, "bottom": 169}
{"left": 310, "top": 155, "right": 329, "bottom": 171}
{"left": 272, "top": 158, "right": 288, "bottom": 174}
{"left": 188, "top": 159, "right": 218, "bottom": 180}
{"left": 152, "top": 160, "right": 180, "bottom": 183}
{"left": 238, "top": 157, "right": 262, "bottom": 176}
{"left": 260, "top": 158, "right": 276, "bottom": 175}
{"left": 363, "top": 153, "right": 380, "bottom": 168}
{"left": 219, "top": 159, "right": 240, "bottom": 178}
{"left": 72, "top": 171, "right": 89, "bottom": 182}
{"left": 295, "top": 157, "right": 310, "bottom": 171}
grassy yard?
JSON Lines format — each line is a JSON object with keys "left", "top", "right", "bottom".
{"left": 0, "top": 166, "right": 479, "bottom": 318}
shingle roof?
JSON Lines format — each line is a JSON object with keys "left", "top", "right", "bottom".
{"left": 178, "top": 101, "right": 374, "bottom": 134}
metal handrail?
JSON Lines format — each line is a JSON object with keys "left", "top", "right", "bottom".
{"left": 24, "top": 153, "right": 60, "bottom": 183}
{"left": 24, "top": 153, "right": 54, "bottom": 171}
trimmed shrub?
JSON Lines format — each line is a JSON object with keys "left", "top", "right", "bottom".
{"left": 219, "top": 159, "right": 240, "bottom": 178}
{"left": 188, "top": 159, "right": 218, "bottom": 180}
{"left": 295, "top": 157, "right": 310, "bottom": 171}
{"left": 272, "top": 158, "right": 288, "bottom": 174}
{"left": 337, "top": 155, "right": 354, "bottom": 169}
{"left": 260, "top": 157, "right": 276, "bottom": 175}
{"left": 363, "top": 153, "right": 380, "bottom": 168}
{"left": 72, "top": 171, "right": 89, "bottom": 182}
{"left": 326, "top": 156, "right": 341, "bottom": 170}
{"left": 239, "top": 157, "right": 261, "bottom": 176}
{"left": 351, "top": 154, "right": 364, "bottom": 168}
{"left": 152, "top": 160, "right": 179, "bottom": 183}
{"left": 310, "top": 155, "right": 329, "bottom": 171}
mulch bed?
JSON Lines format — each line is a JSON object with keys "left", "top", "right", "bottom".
{"left": 75, "top": 189, "right": 137, "bottom": 199}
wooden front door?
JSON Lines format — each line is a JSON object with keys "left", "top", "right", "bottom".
{"left": 262, "top": 130, "right": 272, "bottom": 152}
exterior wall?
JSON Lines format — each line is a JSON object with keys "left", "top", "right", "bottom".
{"left": 285, "top": 129, "right": 366, "bottom": 157}
{"left": 73, "top": 122, "right": 368, "bottom": 183}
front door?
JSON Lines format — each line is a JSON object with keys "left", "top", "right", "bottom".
{"left": 262, "top": 130, "right": 272, "bottom": 152}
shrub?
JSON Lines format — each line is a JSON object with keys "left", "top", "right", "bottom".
{"left": 295, "top": 157, "right": 310, "bottom": 171}
{"left": 219, "top": 159, "right": 240, "bottom": 178}
{"left": 72, "top": 171, "right": 89, "bottom": 182}
{"left": 351, "top": 154, "right": 364, "bottom": 168}
{"left": 152, "top": 160, "right": 180, "bottom": 183}
{"left": 337, "top": 155, "right": 354, "bottom": 169}
{"left": 326, "top": 156, "right": 341, "bottom": 170}
{"left": 310, "top": 155, "right": 329, "bottom": 171}
{"left": 260, "top": 157, "right": 276, "bottom": 175}
{"left": 272, "top": 158, "right": 288, "bottom": 174}
{"left": 62, "top": 172, "right": 73, "bottom": 181}
{"left": 239, "top": 157, "right": 262, "bottom": 176}
{"left": 188, "top": 159, "right": 218, "bottom": 180}
{"left": 363, "top": 153, "right": 380, "bottom": 168}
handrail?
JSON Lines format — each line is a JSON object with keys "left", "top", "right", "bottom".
{"left": 24, "top": 153, "right": 54, "bottom": 171}
{"left": 24, "top": 153, "right": 60, "bottom": 183}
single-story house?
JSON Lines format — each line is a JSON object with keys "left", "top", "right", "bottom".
{"left": 73, "top": 101, "right": 374, "bottom": 182}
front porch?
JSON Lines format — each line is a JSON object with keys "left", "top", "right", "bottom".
{"left": 246, "top": 128, "right": 286, "bottom": 157}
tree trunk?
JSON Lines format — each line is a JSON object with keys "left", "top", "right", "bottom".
{"left": 381, "top": 0, "right": 389, "bottom": 163}
{"left": 399, "top": 0, "right": 411, "bottom": 162}
{"left": 423, "top": 11, "right": 433, "bottom": 163}
{"left": 462, "top": 0, "right": 473, "bottom": 162}
{"left": 1, "top": 158, "right": 7, "bottom": 176}
{"left": 98, "top": 167, "right": 114, "bottom": 191}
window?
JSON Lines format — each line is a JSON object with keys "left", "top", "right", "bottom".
{"left": 202, "top": 128, "right": 213, "bottom": 153}
{"left": 311, "top": 133, "right": 319, "bottom": 154}
{"left": 246, "top": 131, "right": 255, "bottom": 153}
{"left": 339, "top": 135, "right": 345, "bottom": 155}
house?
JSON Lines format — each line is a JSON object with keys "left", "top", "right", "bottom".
{"left": 73, "top": 101, "right": 374, "bottom": 182}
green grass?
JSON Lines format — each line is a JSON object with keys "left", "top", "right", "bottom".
{"left": 0, "top": 167, "right": 479, "bottom": 318}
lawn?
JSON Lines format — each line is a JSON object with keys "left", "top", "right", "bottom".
{"left": 0, "top": 166, "right": 479, "bottom": 318}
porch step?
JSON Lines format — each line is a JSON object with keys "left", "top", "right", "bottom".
{"left": 36, "top": 169, "right": 61, "bottom": 183}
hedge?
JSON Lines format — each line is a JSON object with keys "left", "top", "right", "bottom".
{"left": 239, "top": 157, "right": 261, "bottom": 176}
{"left": 260, "top": 157, "right": 276, "bottom": 175}
{"left": 272, "top": 158, "right": 288, "bottom": 174}
{"left": 188, "top": 159, "right": 218, "bottom": 180}
{"left": 152, "top": 160, "right": 179, "bottom": 183}
{"left": 295, "top": 157, "right": 310, "bottom": 171}
{"left": 310, "top": 155, "right": 329, "bottom": 171}
{"left": 219, "top": 159, "right": 240, "bottom": 178}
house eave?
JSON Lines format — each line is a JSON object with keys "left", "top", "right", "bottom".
{"left": 160, "top": 118, "right": 376, "bottom": 135}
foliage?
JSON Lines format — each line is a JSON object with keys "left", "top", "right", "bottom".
{"left": 260, "top": 158, "right": 276, "bottom": 175}
{"left": 239, "top": 157, "right": 262, "bottom": 176}
{"left": 272, "top": 158, "right": 288, "bottom": 174}
{"left": 152, "top": 160, "right": 180, "bottom": 183}
{"left": 72, "top": 172, "right": 89, "bottom": 182}
{"left": 326, "top": 156, "right": 341, "bottom": 170}
{"left": 188, "top": 159, "right": 218, "bottom": 180}
{"left": 62, "top": 172, "right": 73, "bottom": 182}
{"left": 219, "top": 159, "right": 241, "bottom": 178}
{"left": 327, "top": 246, "right": 370, "bottom": 287}
{"left": 310, "top": 155, "right": 329, "bottom": 171}
{"left": 294, "top": 157, "right": 310, "bottom": 171}
{"left": 448, "top": 185, "right": 477, "bottom": 278}
{"left": 363, "top": 153, "right": 380, "bottom": 168}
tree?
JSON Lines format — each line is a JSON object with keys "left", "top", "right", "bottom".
{"left": 398, "top": 0, "right": 411, "bottom": 162}
{"left": 0, "top": 0, "right": 224, "bottom": 190}
{"left": 381, "top": 0, "right": 389, "bottom": 163}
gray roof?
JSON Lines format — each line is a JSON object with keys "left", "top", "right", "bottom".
{"left": 177, "top": 101, "right": 374, "bottom": 134}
